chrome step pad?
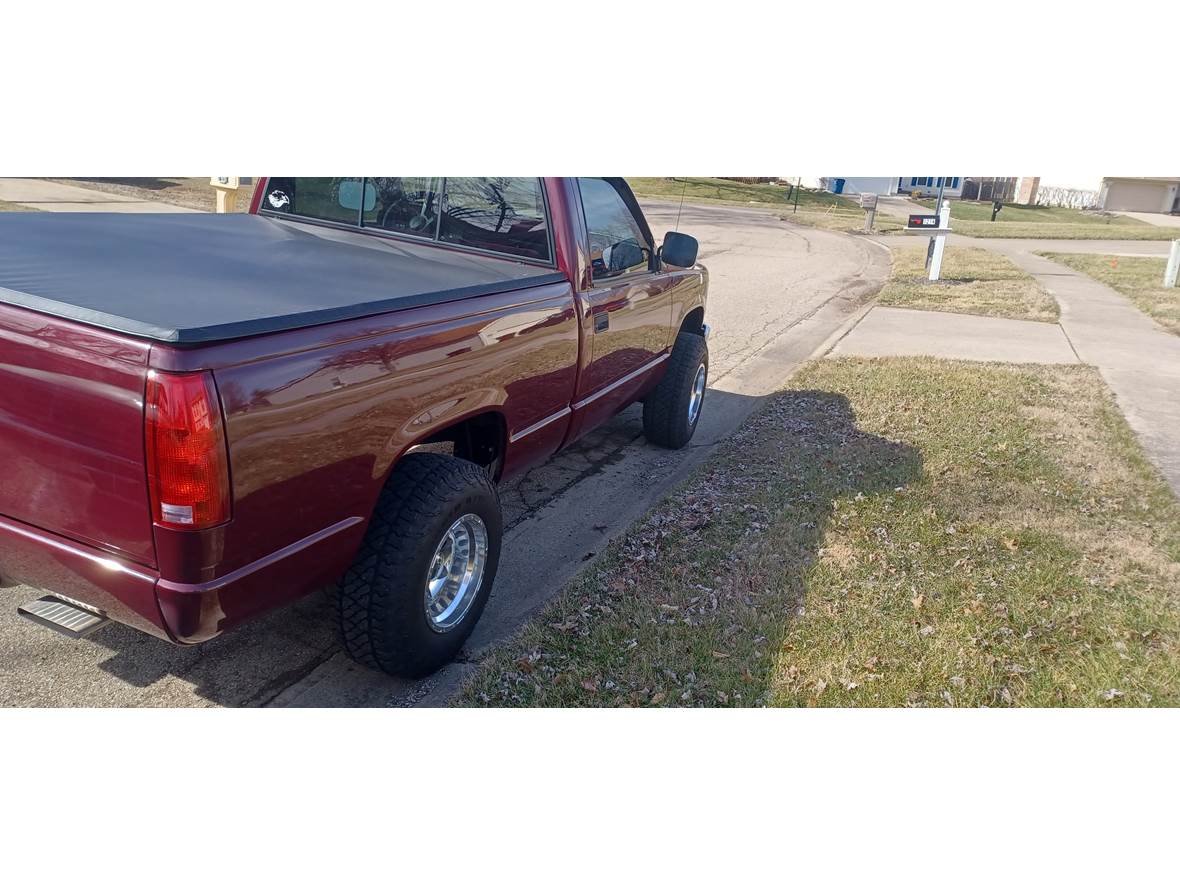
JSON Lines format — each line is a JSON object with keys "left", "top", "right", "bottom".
{"left": 18, "top": 596, "right": 110, "bottom": 638}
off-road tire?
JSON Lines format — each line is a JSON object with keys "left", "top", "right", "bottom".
{"left": 643, "top": 331, "right": 708, "bottom": 449}
{"left": 337, "top": 453, "right": 502, "bottom": 677}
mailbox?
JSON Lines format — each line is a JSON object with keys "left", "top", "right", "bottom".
{"left": 907, "top": 213, "right": 940, "bottom": 229}
{"left": 209, "top": 177, "right": 243, "bottom": 213}
{"left": 991, "top": 200, "right": 1003, "bottom": 222}
{"left": 859, "top": 193, "right": 878, "bottom": 210}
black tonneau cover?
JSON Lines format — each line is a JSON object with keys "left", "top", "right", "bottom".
{"left": 0, "top": 213, "right": 565, "bottom": 344}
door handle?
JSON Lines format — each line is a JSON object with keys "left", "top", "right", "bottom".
{"left": 594, "top": 313, "right": 609, "bottom": 333}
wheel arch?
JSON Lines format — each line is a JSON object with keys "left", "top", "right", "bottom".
{"left": 396, "top": 409, "right": 508, "bottom": 481}
{"left": 679, "top": 305, "right": 706, "bottom": 336}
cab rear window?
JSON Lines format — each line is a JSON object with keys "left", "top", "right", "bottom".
{"left": 439, "top": 178, "right": 550, "bottom": 262}
{"left": 260, "top": 177, "right": 551, "bottom": 264}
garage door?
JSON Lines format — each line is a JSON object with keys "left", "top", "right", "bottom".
{"left": 1104, "top": 180, "right": 1168, "bottom": 212}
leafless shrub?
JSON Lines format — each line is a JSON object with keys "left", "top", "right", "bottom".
{"left": 1036, "top": 186, "right": 1099, "bottom": 209}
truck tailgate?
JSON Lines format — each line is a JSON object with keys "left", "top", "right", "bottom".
{"left": 0, "top": 303, "right": 156, "bottom": 566}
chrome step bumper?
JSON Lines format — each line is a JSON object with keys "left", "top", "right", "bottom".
{"left": 18, "top": 596, "right": 110, "bottom": 638}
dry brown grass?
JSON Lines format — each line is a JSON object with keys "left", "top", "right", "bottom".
{"left": 458, "top": 358, "right": 1180, "bottom": 707}
{"left": 879, "top": 246, "right": 1059, "bottom": 321}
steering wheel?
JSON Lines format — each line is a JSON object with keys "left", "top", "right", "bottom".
{"left": 377, "top": 188, "right": 436, "bottom": 233}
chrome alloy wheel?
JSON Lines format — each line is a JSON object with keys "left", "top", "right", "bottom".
{"left": 687, "top": 363, "right": 707, "bottom": 425}
{"left": 424, "top": 514, "right": 489, "bottom": 632}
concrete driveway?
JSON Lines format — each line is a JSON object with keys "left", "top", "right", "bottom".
{"left": 0, "top": 201, "right": 889, "bottom": 707}
{"left": 1114, "top": 211, "right": 1180, "bottom": 229}
{"left": 0, "top": 178, "right": 200, "bottom": 213}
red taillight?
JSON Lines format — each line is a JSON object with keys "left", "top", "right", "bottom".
{"left": 144, "top": 370, "right": 231, "bottom": 531}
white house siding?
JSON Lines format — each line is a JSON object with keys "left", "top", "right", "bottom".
{"left": 821, "top": 178, "right": 901, "bottom": 195}
{"left": 899, "top": 176, "right": 964, "bottom": 198}
{"left": 821, "top": 177, "right": 899, "bottom": 196}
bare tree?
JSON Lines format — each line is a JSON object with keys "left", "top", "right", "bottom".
{"left": 1036, "top": 186, "right": 1099, "bottom": 209}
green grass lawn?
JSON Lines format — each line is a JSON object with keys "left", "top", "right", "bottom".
{"left": 879, "top": 246, "right": 1059, "bottom": 321}
{"left": 627, "top": 177, "right": 903, "bottom": 235}
{"left": 459, "top": 358, "right": 1180, "bottom": 707}
{"left": 914, "top": 200, "right": 1176, "bottom": 240}
{"left": 783, "top": 207, "right": 904, "bottom": 235}
{"left": 1041, "top": 252, "right": 1180, "bottom": 335}
{"left": 628, "top": 177, "right": 849, "bottom": 210}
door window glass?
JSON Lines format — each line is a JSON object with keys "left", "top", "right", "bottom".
{"left": 577, "top": 178, "right": 651, "bottom": 281}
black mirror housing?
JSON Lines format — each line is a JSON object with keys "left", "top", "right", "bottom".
{"left": 661, "top": 231, "right": 699, "bottom": 268}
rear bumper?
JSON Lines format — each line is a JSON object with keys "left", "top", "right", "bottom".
{"left": 0, "top": 513, "right": 169, "bottom": 640}
{"left": 2, "top": 513, "right": 366, "bottom": 645}
{"left": 155, "top": 517, "right": 364, "bottom": 643}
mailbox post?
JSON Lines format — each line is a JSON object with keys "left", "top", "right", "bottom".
{"left": 991, "top": 200, "right": 1003, "bottom": 222}
{"left": 928, "top": 200, "right": 950, "bottom": 281}
{"left": 905, "top": 202, "right": 952, "bottom": 281}
{"left": 210, "top": 177, "right": 242, "bottom": 213}
{"left": 860, "top": 193, "right": 878, "bottom": 232}
{"left": 1165, "top": 239, "right": 1180, "bottom": 289}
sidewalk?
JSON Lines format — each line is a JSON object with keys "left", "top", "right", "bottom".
{"left": 832, "top": 306, "right": 1078, "bottom": 363}
{"left": 0, "top": 178, "right": 198, "bottom": 212}
{"left": 881, "top": 233, "right": 1173, "bottom": 258}
{"left": 834, "top": 241, "right": 1180, "bottom": 497}
{"left": 1004, "top": 247, "right": 1180, "bottom": 496}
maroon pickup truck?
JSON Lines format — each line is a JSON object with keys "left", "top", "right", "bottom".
{"left": 0, "top": 177, "right": 708, "bottom": 675}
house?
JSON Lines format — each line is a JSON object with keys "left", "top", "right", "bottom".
{"left": 1014, "top": 177, "right": 1040, "bottom": 204}
{"left": 1098, "top": 177, "right": 1180, "bottom": 214}
{"left": 820, "top": 177, "right": 964, "bottom": 197}
{"left": 962, "top": 177, "right": 1019, "bottom": 202}
{"left": 897, "top": 177, "right": 964, "bottom": 198}
{"left": 819, "top": 177, "right": 899, "bottom": 196}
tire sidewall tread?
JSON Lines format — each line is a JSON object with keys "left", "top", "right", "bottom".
{"left": 337, "top": 453, "right": 502, "bottom": 677}
{"left": 643, "top": 331, "right": 708, "bottom": 449}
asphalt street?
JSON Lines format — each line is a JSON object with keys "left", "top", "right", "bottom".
{"left": 0, "top": 201, "right": 889, "bottom": 707}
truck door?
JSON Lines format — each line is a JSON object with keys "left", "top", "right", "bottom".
{"left": 574, "top": 177, "right": 675, "bottom": 401}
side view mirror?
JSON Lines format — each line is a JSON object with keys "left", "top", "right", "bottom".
{"left": 661, "top": 231, "right": 699, "bottom": 268}
{"left": 606, "top": 238, "right": 646, "bottom": 273}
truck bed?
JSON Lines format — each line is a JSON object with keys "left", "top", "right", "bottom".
{"left": 0, "top": 213, "right": 564, "bottom": 344}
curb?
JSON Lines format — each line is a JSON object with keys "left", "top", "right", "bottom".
{"left": 810, "top": 298, "right": 878, "bottom": 360}
{"left": 807, "top": 236, "right": 890, "bottom": 361}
